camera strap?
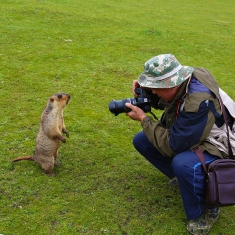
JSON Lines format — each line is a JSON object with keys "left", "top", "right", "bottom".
{"left": 149, "top": 111, "right": 158, "bottom": 120}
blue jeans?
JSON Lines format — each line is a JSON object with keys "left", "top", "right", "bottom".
{"left": 133, "top": 131, "right": 218, "bottom": 220}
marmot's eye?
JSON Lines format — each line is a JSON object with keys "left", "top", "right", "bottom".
{"left": 58, "top": 95, "right": 62, "bottom": 99}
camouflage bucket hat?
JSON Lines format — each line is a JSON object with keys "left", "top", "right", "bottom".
{"left": 138, "top": 54, "right": 194, "bottom": 88}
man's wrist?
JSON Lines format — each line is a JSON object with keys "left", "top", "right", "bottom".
{"left": 139, "top": 114, "right": 147, "bottom": 122}
{"left": 141, "top": 116, "right": 152, "bottom": 123}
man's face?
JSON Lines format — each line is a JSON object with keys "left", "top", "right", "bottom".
{"left": 150, "top": 86, "right": 181, "bottom": 102}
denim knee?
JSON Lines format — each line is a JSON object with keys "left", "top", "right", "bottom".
{"left": 133, "top": 132, "right": 147, "bottom": 152}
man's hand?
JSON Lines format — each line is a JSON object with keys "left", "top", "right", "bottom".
{"left": 125, "top": 103, "right": 147, "bottom": 121}
{"left": 132, "top": 80, "right": 140, "bottom": 97}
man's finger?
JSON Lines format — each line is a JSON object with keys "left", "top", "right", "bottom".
{"left": 125, "top": 102, "right": 134, "bottom": 109}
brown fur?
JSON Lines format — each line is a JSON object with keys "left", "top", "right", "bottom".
{"left": 13, "top": 93, "right": 71, "bottom": 176}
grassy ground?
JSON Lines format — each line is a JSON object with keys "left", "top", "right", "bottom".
{"left": 0, "top": 0, "right": 235, "bottom": 234}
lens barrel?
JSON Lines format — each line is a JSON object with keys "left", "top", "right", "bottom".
{"left": 108, "top": 98, "right": 137, "bottom": 116}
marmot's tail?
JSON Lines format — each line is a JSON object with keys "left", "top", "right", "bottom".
{"left": 13, "top": 156, "right": 33, "bottom": 162}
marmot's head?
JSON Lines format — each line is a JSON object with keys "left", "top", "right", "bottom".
{"left": 49, "top": 93, "right": 71, "bottom": 110}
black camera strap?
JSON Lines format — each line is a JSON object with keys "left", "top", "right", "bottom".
{"left": 149, "top": 111, "right": 158, "bottom": 120}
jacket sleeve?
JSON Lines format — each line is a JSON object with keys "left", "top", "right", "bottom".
{"left": 141, "top": 96, "right": 219, "bottom": 157}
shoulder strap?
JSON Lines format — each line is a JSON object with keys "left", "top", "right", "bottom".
{"left": 193, "top": 147, "right": 208, "bottom": 173}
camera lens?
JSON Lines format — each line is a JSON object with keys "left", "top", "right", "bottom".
{"left": 108, "top": 98, "right": 134, "bottom": 116}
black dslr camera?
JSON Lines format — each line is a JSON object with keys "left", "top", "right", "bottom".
{"left": 108, "top": 88, "right": 152, "bottom": 116}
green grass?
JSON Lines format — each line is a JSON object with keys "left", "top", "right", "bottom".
{"left": 1, "top": 0, "right": 235, "bottom": 234}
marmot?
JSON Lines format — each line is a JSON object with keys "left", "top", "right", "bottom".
{"left": 13, "top": 93, "right": 71, "bottom": 176}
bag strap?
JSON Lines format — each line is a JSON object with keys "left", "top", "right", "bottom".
{"left": 218, "top": 94, "right": 234, "bottom": 159}
{"left": 193, "top": 147, "right": 208, "bottom": 173}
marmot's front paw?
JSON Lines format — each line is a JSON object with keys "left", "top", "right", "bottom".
{"left": 63, "top": 129, "right": 69, "bottom": 138}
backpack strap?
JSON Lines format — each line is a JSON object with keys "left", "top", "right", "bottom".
{"left": 218, "top": 94, "right": 234, "bottom": 159}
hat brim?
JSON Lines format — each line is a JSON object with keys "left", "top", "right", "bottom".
{"left": 138, "top": 66, "right": 194, "bottom": 88}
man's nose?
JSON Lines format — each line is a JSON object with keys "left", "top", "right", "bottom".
{"left": 151, "top": 89, "right": 157, "bottom": 94}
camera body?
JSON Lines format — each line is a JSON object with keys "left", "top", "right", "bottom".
{"left": 108, "top": 88, "right": 152, "bottom": 116}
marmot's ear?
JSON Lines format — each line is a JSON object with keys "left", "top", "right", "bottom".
{"left": 50, "top": 98, "right": 54, "bottom": 103}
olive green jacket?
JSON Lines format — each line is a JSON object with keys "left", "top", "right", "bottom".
{"left": 141, "top": 68, "right": 224, "bottom": 158}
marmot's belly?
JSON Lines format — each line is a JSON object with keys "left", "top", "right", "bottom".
{"left": 36, "top": 135, "right": 60, "bottom": 157}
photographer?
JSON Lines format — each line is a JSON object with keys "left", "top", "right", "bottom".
{"left": 125, "top": 54, "right": 225, "bottom": 235}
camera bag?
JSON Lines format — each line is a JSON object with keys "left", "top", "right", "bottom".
{"left": 193, "top": 95, "right": 235, "bottom": 207}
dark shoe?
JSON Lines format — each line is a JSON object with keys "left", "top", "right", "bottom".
{"left": 168, "top": 177, "right": 179, "bottom": 188}
{"left": 186, "top": 207, "right": 220, "bottom": 235}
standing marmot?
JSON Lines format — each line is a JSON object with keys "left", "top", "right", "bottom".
{"left": 13, "top": 93, "right": 71, "bottom": 176}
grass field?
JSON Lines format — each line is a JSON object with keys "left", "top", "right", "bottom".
{"left": 1, "top": 0, "right": 235, "bottom": 234}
